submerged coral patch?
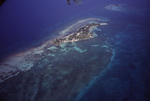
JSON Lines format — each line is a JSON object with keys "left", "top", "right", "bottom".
{"left": 105, "top": 4, "right": 127, "bottom": 12}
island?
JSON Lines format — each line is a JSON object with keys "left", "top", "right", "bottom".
{"left": 0, "top": 18, "right": 112, "bottom": 101}
{"left": 54, "top": 22, "right": 107, "bottom": 45}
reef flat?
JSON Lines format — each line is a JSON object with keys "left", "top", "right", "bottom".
{"left": 0, "top": 18, "right": 112, "bottom": 101}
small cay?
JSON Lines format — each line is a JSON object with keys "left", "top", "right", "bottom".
{"left": 53, "top": 23, "right": 101, "bottom": 45}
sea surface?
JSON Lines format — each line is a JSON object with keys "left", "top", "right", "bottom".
{"left": 0, "top": 0, "right": 150, "bottom": 101}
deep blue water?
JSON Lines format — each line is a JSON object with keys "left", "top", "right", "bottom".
{"left": 0, "top": 0, "right": 149, "bottom": 58}
{"left": 0, "top": 0, "right": 150, "bottom": 101}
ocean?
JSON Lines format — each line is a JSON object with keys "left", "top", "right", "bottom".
{"left": 0, "top": 0, "right": 150, "bottom": 101}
